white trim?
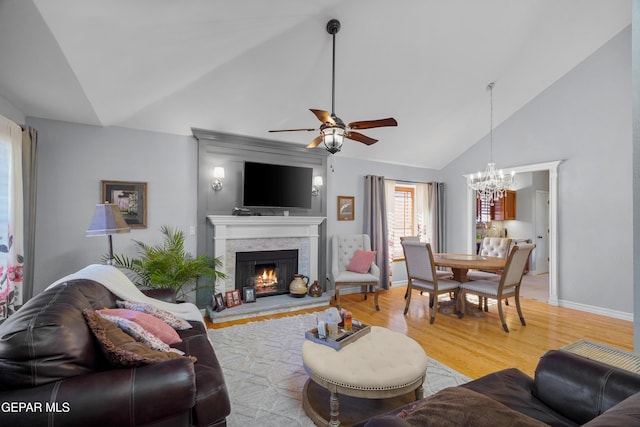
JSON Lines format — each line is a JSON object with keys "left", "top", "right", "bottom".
{"left": 465, "top": 161, "right": 562, "bottom": 306}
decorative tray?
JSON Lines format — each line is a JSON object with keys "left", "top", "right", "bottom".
{"left": 305, "top": 322, "right": 371, "bottom": 350}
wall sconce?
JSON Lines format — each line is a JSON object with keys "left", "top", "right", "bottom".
{"left": 212, "top": 167, "right": 225, "bottom": 191}
{"left": 311, "top": 176, "right": 323, "bottom": 196}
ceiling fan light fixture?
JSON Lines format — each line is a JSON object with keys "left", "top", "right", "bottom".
{"left": 322, "top": 127, "right": 344, "bottom": 154}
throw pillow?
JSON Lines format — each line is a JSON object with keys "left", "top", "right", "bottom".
{"left": 116, "top": 300, "right": 192, "bottom": 330}
{"left": 399, "top": 387, "right": 547, "bottom": 427}
{"left": 83, "top": 309, "right": 195, "bottom": 367}
{"left": 98, "top": 308, "right": 182, "bottom": 345}
{"left": 98, "top": 312, "right": 170, "bottom": 352}
{"left": 346, "top": 250, "right": 377, "bottom": 274}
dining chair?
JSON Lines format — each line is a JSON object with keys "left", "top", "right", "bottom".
{"left": 457, "top": 243, "right": 535, "bottom": 332}
{"left": 401, "top": 240, "right": 461, "bottom": 324}
{"left": 467, "top": 237, "right": 512, "bottom": 310}
{"left": 331, "top": 234, "right": 380, "bottom": 311}
{"left": 467, "top": 237, "right": 512, "bottom": 281}
{"left": 400, "top": 236, "right": 452, "bottom": 279}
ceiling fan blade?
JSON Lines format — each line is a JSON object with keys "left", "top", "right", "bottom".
{"left": 310, "top": 109, "right": 335, "bottom": 125}
{"left": 269, "top": 128, "right": 317, "bottom": 133}
{"left": 346, "top": 131, "right": 378, "bottom": 145}
{"left": 306, "top": 135, "right": 324, "bottom": 149}
{"left": 348, "top": 117, "right": 398, "bottom": 130}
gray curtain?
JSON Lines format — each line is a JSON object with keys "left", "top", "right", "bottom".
{"left": 363, "top": 175, "right": 390, "bottom": 289}
{"left": 435, "top": 182, "right": 446, "bottom": 252}
{"left": 21, "top": 127, "right": 37, "bottom": 302}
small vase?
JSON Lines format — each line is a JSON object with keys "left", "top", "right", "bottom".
{"left": 289, "top": 274, "right": 309, "bottom": 298}
{"left": 308, "top": 280, "right": 323, "bottom": 297}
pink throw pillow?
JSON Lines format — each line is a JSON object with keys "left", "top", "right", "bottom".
{"left": 346, "top": 250, "right": 377, "bottom": 274}
{"left": 98, "top": 308, "right": 182, "bottom": 345}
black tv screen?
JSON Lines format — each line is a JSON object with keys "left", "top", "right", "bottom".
{"left": 242, "top": 161, "right": 313, "bottom": 209}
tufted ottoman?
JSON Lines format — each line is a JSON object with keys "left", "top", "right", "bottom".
{"left": 302, "top": 326, "right": 428, "bottom": 426}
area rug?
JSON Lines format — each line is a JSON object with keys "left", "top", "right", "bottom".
{"left": 208, "top": 313, "right": 470, "bottom": 426}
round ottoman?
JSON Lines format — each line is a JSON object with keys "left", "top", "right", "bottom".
{"left": 302, "top": 326, "right": 428, "bottom": 426}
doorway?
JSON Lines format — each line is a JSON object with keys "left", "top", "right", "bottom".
{"left": 465, "top": 161, "right": 561, "bottom": 305}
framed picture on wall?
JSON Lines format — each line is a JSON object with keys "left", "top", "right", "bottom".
{"left": 337, "top": 196, "right": 354, "bottom": 221}
{"left": 101, "top": 180, "right": 148, "bottom": 228}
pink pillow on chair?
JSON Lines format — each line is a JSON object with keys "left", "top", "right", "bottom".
{"left": 347, "top": 250, "right": 377, "bottom": 274}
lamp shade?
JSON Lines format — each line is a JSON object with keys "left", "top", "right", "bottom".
{"left": 87, "top": 204, "right": 131, "bottom": 236}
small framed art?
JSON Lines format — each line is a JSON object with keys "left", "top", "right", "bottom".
{"left": 213, "top": 293, "right": 226, "bottom": 312}
{"left": 225, "top": 289, "right": 242, "bottom": 308}
{"left": 243, "top": 287, "right": 256, "bottom": 303}
{"left": 101, "top": 180, "right": 148, "bottom": 228}
{"left": 337, "top": 195, "right": 354, "bottom": 221}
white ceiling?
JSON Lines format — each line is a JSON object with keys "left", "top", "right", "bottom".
{"left": 0, "top": 0, "right": 631, "bottom": 169}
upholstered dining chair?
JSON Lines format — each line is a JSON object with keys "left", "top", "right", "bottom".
{"left": 400, "top": 236, "right": 452, "bottom": 279}
{"left": 401, "top": 240, "right": 461, "bottom": 324}
{"left": 457, "top": 243, "right": 535, "bottom": 333}
{"left": 467, "top": 237, "right": 512, "bottom": 282}
{"left": 331, "top": 234, "right": 380, "bottom": 311}
{"left": 467, "top": 237, "right": 512, "bottom": 310}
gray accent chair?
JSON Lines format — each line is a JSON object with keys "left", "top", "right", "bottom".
{"left": 331, "top": 234, "right": 380, "bottom": 311}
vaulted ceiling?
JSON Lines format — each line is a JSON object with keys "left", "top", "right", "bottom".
{"left": 0, "top": 0, "right": 631, "bottom": 168}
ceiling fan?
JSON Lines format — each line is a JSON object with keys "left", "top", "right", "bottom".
{"left": 269, "top": 19, "right": 398, "bottom": 154}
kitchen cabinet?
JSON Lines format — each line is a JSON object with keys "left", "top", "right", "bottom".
{"left": 476, "top": 190, "right": 516, "bottom": 222}
{"left": 493, "top": 190, "right": 516, "bottom": 220}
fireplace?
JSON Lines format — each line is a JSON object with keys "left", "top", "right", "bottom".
{"left": 235, "top": 249, "right": 298, "bottom": 297}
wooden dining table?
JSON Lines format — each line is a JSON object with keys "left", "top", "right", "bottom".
{"left": 434, "top": 253, "right": 506, "bottom": 283}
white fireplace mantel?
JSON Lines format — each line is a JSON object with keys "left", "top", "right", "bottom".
{"left": 207, "top": 215, "right": 326, "bottom": 293}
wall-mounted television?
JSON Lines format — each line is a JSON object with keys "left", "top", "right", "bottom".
{"left": 242, "top": 161, "right": 313, "bottom": 209}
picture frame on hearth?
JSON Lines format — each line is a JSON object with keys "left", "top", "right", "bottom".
{"left": 337, "top": 195, "right": 354, "bottom": 221}
{"left": 243, "top": 287, "right": 256, "bottom": 303}
{"left": 225, "top": 289, "right": 242, "bottom": 308}
{"left": 213, "top": 293, "right": 226, "bottom": 312}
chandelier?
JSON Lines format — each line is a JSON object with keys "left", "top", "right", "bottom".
{"left": 469, "top": 82, "right": 515, "bottom": 205}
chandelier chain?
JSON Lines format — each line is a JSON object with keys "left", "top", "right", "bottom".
{"left": 468, "top": 81, "right": 515, "bottom": 206}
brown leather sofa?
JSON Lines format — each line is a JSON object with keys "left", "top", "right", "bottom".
{"left": 356, "top": 350, "right": 640, "bottom": 426}
{"left": 0, "top": 279, "right": 231, "bottom": 427}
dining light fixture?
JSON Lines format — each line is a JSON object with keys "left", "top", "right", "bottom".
{"left": 468, "top": 82, "right": 515, "bottom": 205}
{"left": 311, "top": 176, "right": 324, "bottom": 196}
{"left": 212, "top": 167, "right": 225, "bottom": 191}
{"left": 87, "top": 203, "right": 130, "bottom": 265}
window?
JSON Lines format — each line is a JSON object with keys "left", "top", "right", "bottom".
{"left": 0, "top": 141, "right": 8, "bottom": 266}
{"left": 391, "top": 185, "right": 414, "bottom": 260}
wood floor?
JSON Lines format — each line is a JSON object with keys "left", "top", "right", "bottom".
{"left": 208, "top": 286, "right": 633, "bottom": 380}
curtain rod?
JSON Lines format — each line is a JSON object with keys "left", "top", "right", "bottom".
{"left": 381, "top": 177, "right": 440, "bottom": 185}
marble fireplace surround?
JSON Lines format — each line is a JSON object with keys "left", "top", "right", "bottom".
{"left": 207, "top": 215, "right": 326, "bottom": 295}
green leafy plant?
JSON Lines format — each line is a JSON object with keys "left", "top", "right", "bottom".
{"left": 108, "top": 225, "right": 226, "bottom": 301}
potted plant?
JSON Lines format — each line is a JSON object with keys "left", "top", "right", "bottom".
{"left": 108, "top": 225, "right": 226, "bottom": 301}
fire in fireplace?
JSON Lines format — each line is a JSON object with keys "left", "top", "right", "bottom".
{"left": 252, "top": 263, "right": 278, "bottom": 295}
{"left": 235, "top": 249, "right": 298, "bottom": 297}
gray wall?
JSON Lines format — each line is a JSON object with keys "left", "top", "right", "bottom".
{"left": 26, "top": 118, "right": 198, "bottom": 296}
{"left": 442, "top": 27, "right": 633, "bottom": 317}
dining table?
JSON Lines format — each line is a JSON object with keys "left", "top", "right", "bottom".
{"left": 434, "top": 253, "right": 506, "bottom": 283}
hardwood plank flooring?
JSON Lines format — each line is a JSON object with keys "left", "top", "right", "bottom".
{"left": 207, "top": 286, "right": 633, "bottom": 380}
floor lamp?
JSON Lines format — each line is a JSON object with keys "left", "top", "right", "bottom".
{"left": 87, "top": 203, "right": 130, "bottom": 264}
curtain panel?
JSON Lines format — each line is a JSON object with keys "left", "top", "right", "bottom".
{"left": 0, "top": 115, "right": 24, "bottom": 320}
{"left": 363, "top": 175, "right": 390, "bottom": 290}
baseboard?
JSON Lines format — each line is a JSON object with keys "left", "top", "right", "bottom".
{"left": 556, "top": 299, "right": 633, "bottom": 322}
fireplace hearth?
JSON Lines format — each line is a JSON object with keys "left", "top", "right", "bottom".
{"left": 235, "top": 249, "right": 298, "bottom": 297}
